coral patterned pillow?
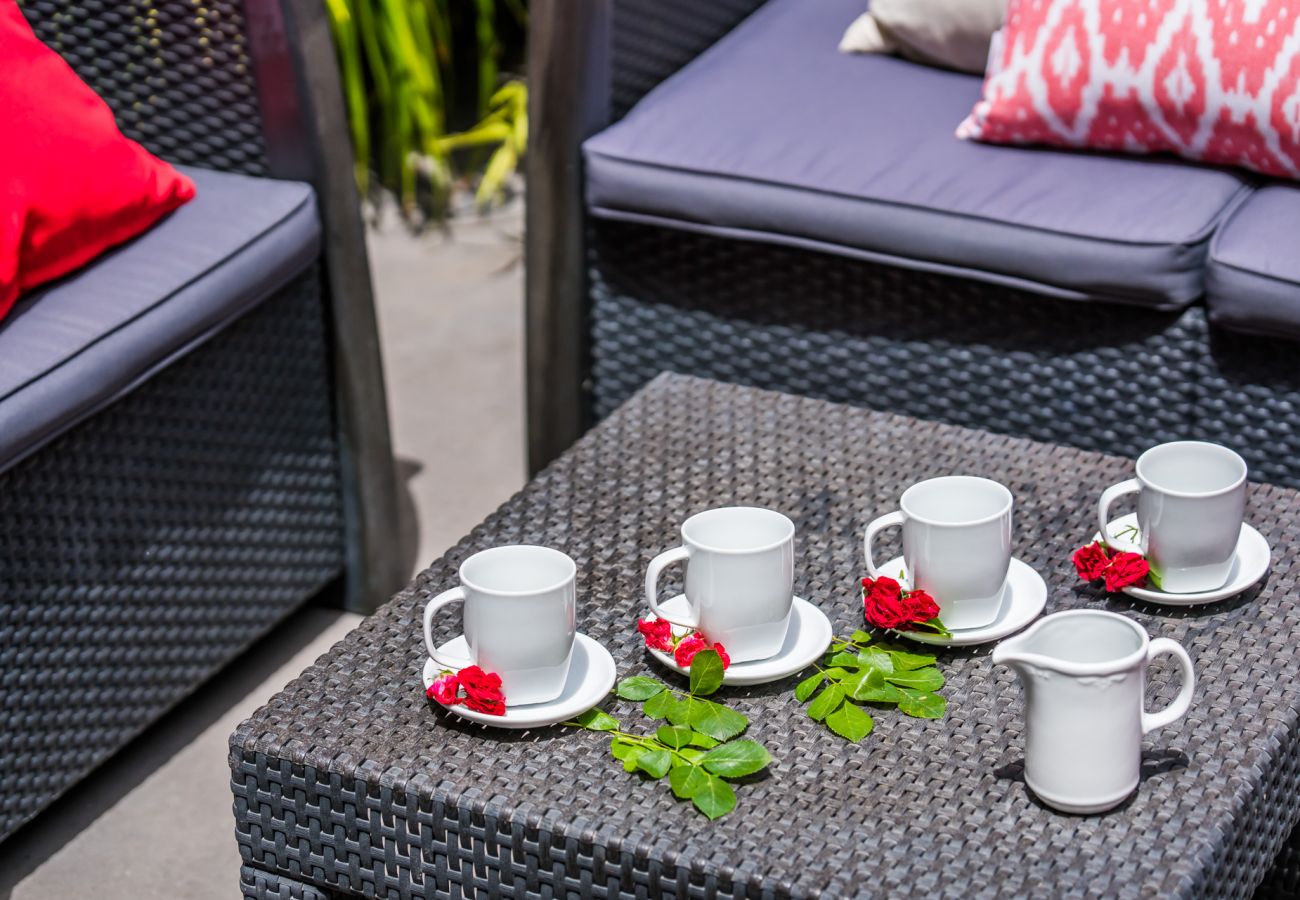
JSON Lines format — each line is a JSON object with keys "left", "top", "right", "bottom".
{"left": 956, "top": 0, "right": 1300, "bottom": 179}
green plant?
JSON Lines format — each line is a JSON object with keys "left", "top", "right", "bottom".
{"left": 796, "top": 631, "right": 948, "bottom": 742}
{"left": 567, "top": 650, "right": 774, "bottom": 820}
{"left": 324, "top": 0, "right": 527, "bottom": 224}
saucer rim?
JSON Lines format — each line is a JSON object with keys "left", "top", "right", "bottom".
{"left": 1097, "top": 513, "right": 1270, "bottom": 606}
{"left": 423, "top": 632, "right": 615, "bottom": 729}
{"left": 884, "top": 556, "right": 1047, "bottom": 647}
{"left": 644, "top": 595, "right": 833, "bottom": 686}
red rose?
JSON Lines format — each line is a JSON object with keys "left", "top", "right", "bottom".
{"left": 674, "top": 633, "right": 730, "bottom": 669}
{"left": 427, "top": 673, "right": 461, "bottom": 706}
{"left": 1073, "top": 542, "right": 1111, "bottom": 582}
{"left": 1103, "top": 552, "right": 1150, "bottom": 592}
{"left": 637, "top": 617, "right": 675, "bottom": 652}
{"left": 863, "top": 576, "right": 914, "bottom": 630}
{"left": 457, "top": 665, "right": 507, "bottom": 715}
{"left": 904, "top": 589, "right": 940, "bottom": 624}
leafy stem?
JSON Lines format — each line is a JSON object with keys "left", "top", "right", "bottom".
{"left": 566, "top": 649, "right": 772, "bottom": 819}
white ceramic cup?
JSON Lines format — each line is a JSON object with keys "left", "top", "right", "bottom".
{"left": 1097, "top": 441, "right": 1247, "bottom": 594}
{"left": 993, "top": 609, "right": 1195, "bottom": 814}
{"left": 645, "top": 506, "right": 795, "bottom": 663}
{"left": 423, "top": 545, "right": 577, "bottom": 707}
{"left": 863, "top": 476, "right": 1013, "bottom": 631}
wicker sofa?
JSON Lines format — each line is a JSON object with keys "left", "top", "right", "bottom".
{"left": 0, "top": 0, "right": 403, "bottom": 842}
{"left": 526, "top": 0, "right": 1300, "bottom": 894}
{"left": 525, "top": 0, "right": 1300, "bottom": 494}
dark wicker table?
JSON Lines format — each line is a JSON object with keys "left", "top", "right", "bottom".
{"left": 231, "top": 374, "right": 1300, "bottom": 899}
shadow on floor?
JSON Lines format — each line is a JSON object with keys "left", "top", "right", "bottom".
{"left": 0, "top": 598, "right": 355, "bottom": 898}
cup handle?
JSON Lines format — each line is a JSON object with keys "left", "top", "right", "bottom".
{"left": 863, "top": 511, "right": 905, "bottom": 579}
{"left": 1142, "top": 638, "right": 1195, "bottom": 734}
{"left": 1098, "top": 478, "right": 1142, "bottom": 554}
{"left": 645, "top": 546, "right": 696, "bottom": 629}
{"left": 423, "top": 587, "right": 474, "bottom": 670}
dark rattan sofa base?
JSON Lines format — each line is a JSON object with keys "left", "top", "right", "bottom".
{"left": 589, "top": 220, "right": 1300, "bottom": 490}
{"left": 0, "top": 268, "right": 344, "bottom": 841}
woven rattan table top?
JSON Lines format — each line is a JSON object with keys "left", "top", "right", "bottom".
{"left": 232, "top": 374, "right": 1300, "bottom": 899}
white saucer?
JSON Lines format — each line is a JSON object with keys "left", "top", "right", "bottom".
{"left": 879, "top": 556, "right": 1047, "bottom": 647}
{"left": 422, "top": 632, "right": 615, "bottom": 729}
{"left": 643, "top": 595, "right": 833, "bottom": 686}
{"left": 1094, "top": 513, "right": 1271, "bottom": 606}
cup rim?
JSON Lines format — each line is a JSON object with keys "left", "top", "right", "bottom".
{"left": 458, "top": 544, "right": 576, "bottom": 597}
{"left": 998, "top": 609, "right": 1149, "bottom": 676}
{"left": 899, "top": 475, "right": 1013, "bottom": 528}
{"left": 680, "top": 506, "right": 795, "bottom": 555}
{"left": 1135, "top": 440, "right": 1247, "bottom": 499}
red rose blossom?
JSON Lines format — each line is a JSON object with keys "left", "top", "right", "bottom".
{"left": 637, "top": 617, "right": 675, "bottom": 652}
{"left": 903, "top": 588, "right": 940, "bottom": 624}
{"left": 673, "top": 633, "right": 730, "bottom": 669}
{"left": 1073, "top": 541, "right": 1111, "bottom": 581}
{"left": 863, "top": 576, "right": 914, "bottom": 629}
{"left": 457, "top": 665, "right": 506, "bottom": 715}
{"left": 1103, "top": 552, "right": 1150, "bottom": 592}
{"left": 427, "top": 673, "right": 462, "bottom": 706}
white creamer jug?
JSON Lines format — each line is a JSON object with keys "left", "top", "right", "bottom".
{"left": 992, "top": 609, "right": 1195, "bottom": 814}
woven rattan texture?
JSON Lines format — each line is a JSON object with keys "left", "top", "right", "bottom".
{"left": 233, "top": 374, "right": 1300, "bottom": 898}
{"left": 611, "top": 0, "right": 768, "bottom": 119}
{"left": 1192, "top": 326, "right": 1300, "bottom": 492}
{"left": 21, "top": 0, "right": 269, "bottom": 174}
{"left": 1, "top": 270, "right": 344, "bottom": 841}
{"left": 242, "top": 865, "right": 334, "bottom": 900}
{"left": 589, "top": 221, "right": 1204, "bottom": 467}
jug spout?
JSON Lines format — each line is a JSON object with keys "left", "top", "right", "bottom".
{"left": 991, "top": 630, "right": 1033, "bottom": 669}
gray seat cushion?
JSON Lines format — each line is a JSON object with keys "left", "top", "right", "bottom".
{"left": 0, "top": 166, "right": 319, "bottom": 473}
{"left": 583, "top": 0, "right": 1253, "bottom": 310}
{"left": 1205, "top": 185, "right": 1300, "bottom": 342}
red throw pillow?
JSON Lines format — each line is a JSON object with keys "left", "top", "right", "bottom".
{"left": 0, "top": 1, "right": 196, "bottom": 322}
{"left": 956, "top": 0, "right": 1300, "bottom": 179}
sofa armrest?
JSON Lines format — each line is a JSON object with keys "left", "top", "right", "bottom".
{"left": 524, "top": 0, "right": 768, "bottom": 472}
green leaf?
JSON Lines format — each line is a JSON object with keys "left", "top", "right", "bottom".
{"left": 635, "top": 748, "right": 672, "bottom": 779}
{"left": 827, "top": 651, "right": 860, "bottom": 667}
{"left": 886, "top": 668, "right": 945, "bottom": 692}
{"left": 687, "top": 732, "right": 720, "bottom": 748}
{"left": 885, "top": 649, "right": 937, "bottom": 671}
{"left": 850, "top": 630, "right": 873, "bottom": 645}
{"left": 823, "top": 667, "right": 852, "bottom": 681}
{"left": 795, "top": 671, "right": 826, "bottom": 702}
{"left": 824, "top": 701, "right": 875, "bottom": 742}
{"left": 642, "top": 691, "right": 678, "bottom": 720}
{"left": 700, "top": 739, "right": 772, "bottom": 778}
{"left": 665, "top": 695, "right": 707, "bottom": 727}
{"left": 843, "top": 667, "right": 886, "bottom": 701}
{"left": 897, "top": 688, "right": 947, "bottom": 719}
{"left": 616, "top": 676, "right": 667, "bottom": 701}
{"left": 622, "top": 751, "right": 642, "bottom": 772}
{"left": 853, "top": 682, "right": 906, "bottom": 704}
{"left": 656, "top": 725, "right": 694, "bottom": 749}
{"left": 806, "top": 683, "right": 845, "bottom": 722}
{"left": 691, "top": 773, "right": 737, "bottom": 820}
{"left": 689, "top": 649, "right": 726, "bottom": 696}
{"left": 610, "top": 737, "right": 637, "bottom": 760}
{"left": 856, "top": 648, "right": 894, "bottom": 673}
{"left": 668, "top": 765, "right": 710, "bottom": 799}
{"left": 571, "top": 708, "right": 619, "bottom": 731}
{"left": 689, "top": 700, "right": 749, "bottom": 741}
{"left": 678, "top": 747, "right": 706, "bottom": 762}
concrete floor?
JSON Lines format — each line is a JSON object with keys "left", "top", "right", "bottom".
{"left": 0, "top": 203, "right": 527, "bottom": 898}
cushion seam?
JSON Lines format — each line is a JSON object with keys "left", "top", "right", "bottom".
{"left": 584, "top": 146, "right": 1253, "bottom": 248}
{"left": 589, "top": 205, "right": 1202, "bottom": 310}
{"left": 0, "top": 186, "right": 315, "bottom": 404}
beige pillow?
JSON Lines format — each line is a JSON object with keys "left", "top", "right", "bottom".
{"left": 839, "top": 0, "right": 1007, "bottom": 74}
